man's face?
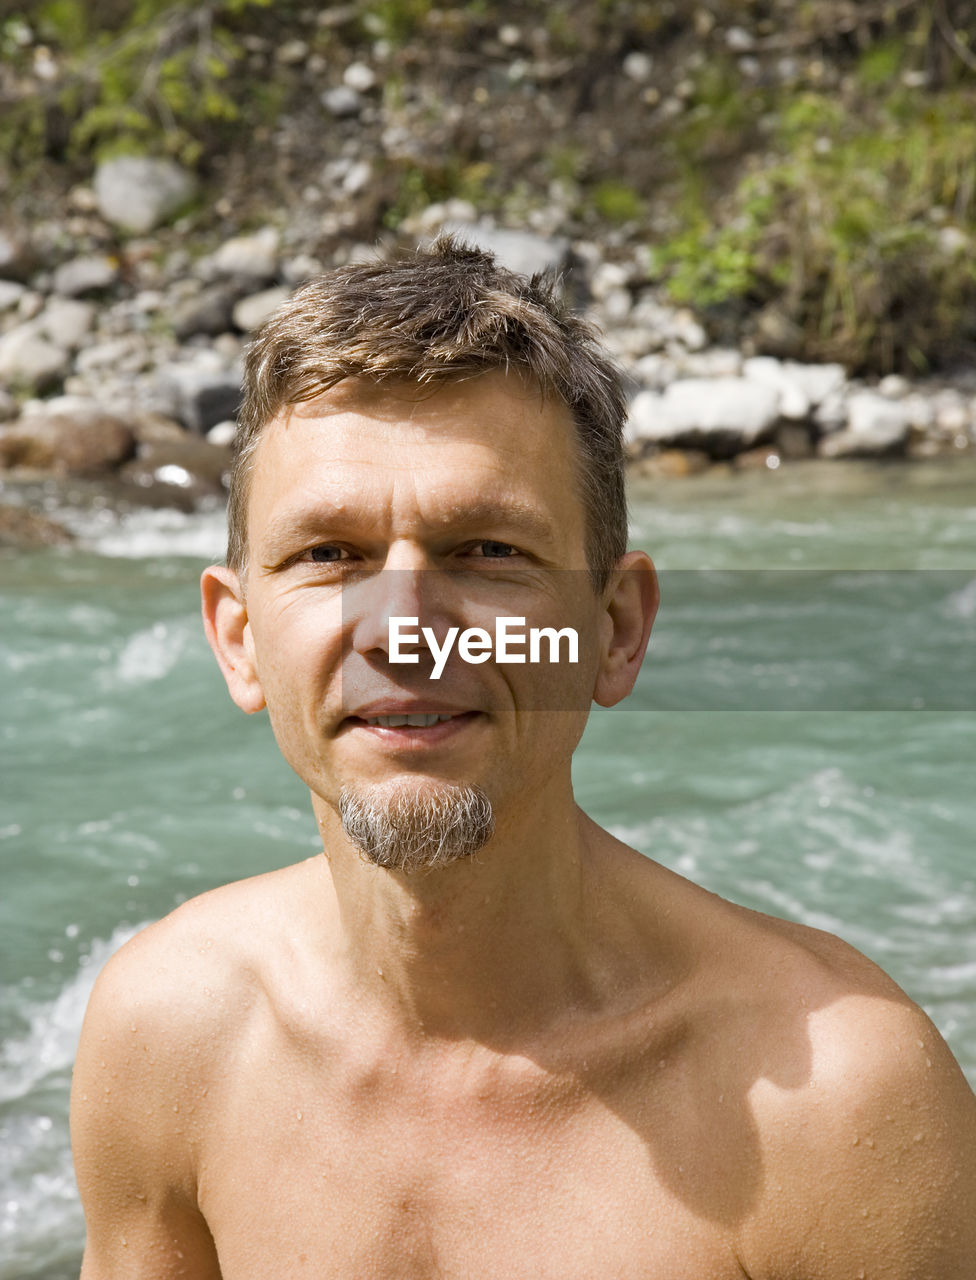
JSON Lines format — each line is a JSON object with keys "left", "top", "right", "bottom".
{"left": 225, "top": 370, "right": 617, "bottom": 829}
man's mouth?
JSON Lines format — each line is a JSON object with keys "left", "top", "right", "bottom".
{"left": 361, "top": 713, "right": 456, "bottom": 728}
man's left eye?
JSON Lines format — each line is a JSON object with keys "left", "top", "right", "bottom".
{"left": 472, "top": 541, "right": 517, "bottom": 558}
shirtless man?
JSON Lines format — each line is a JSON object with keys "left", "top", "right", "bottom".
{"left": 72, "top": 240, "right": 976, "bottom": 1277}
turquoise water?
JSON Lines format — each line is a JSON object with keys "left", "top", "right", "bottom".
{"left": 2, "top": 459, "right": 975, "bottom": 1277}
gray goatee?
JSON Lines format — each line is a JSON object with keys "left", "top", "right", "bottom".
{"left": 338, "top": 781, "right": 495, "bottom": 873}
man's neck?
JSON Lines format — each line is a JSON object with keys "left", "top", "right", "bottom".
{"left": 309, "top": 782, "right": 659, "bottom": 1047}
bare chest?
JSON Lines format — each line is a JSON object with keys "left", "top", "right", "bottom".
{"left": 197, "top": 1041, "right": 753, "bottom": 1279}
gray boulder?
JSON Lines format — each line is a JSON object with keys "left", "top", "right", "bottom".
{"left": 37, "top": 298, "right": 96, "bottom": 350}
{"left": 52, "top": 254, "right": 119, "bottom": 297}
{"left": 161, "top": 363, "right": 243, "bottom": 434}
{"left": 0, "top": 326, "right": 71, "bottom": 392}
{"left": 171, "top": 284, "right": 240, "bottom": 340}
{"left": 0, "top": 226, "right": 35, "bottom": 281}
{"left": 211, "top": 227, "right": 280, "bottom": 282}
{"left": 232, "top": 285, "right": 290, "bottom": 332}
{"left": 94, "top": 156, "right": 198, "bottom": 234}
{"left": 0, "top": 408, "right": 136, "bottom": 473}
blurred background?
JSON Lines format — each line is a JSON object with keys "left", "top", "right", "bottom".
{"left": 2, "top": 3, "right": 975, "bottom": 1276}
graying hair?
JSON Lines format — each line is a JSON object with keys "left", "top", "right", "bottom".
{"left": 227, "top": 236, "right": 628, "bottom": 589}
{"left": 338, "top": 781, "right": 495, "bottom": 873}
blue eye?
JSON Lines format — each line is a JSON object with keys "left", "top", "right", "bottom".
{"left": 477, "top": 541, "right": 517, "bottom": 558}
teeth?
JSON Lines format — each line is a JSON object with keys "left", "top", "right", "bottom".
{"left": 364, "top": 713, "right": 455, "bottom": 727}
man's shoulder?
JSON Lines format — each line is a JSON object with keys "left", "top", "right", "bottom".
{"left": 79, "top": 858, "right": 322, "bottom": 1064}
{"left": 725, "top": 912, "right": 976, "bottom": 1276}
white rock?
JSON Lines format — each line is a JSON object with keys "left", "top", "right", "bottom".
{"left": 212, "top": 226, "right": 280, "bottom": 280}
{"left": 938, "top": 226, "right": 969, "bottom": 255}
{"left": 779, "top": 360, "right": 846, "bottom": 407}
{"left": 878, "top": 373, "right": 910, "bottom": 398}
{"left": 37, "top": 297, "right": 95, "bottom": 349}
{"left": 935, "top": 398, "right": 971, "bottom": 436}
{"left": 726, "top": 26, "right": 755, "bottom": 50}
{"left": 589, "top": 261, "right": 629, "bottom": 300}
{"left": 343, "top": 160, "right": 373, "bottom": 195}
{"left": 742, "top": 355, "right": 810, "bottom": 419}
{"left": 94, "top": 156, "right": 198, "bottom": 234}
{"left": 903, "top": 393, "right": 935, "bottom": 431}
{"left": 52, "top": 254, "right": 119, "bottom": 296}
{"left": 626, "top": 390, "right": 667, "bottom": 444}
{"left": 0, "top": 280, "right": 26, "bottom": 311}
{"left": 629, "top": 377, "right": 781, "bottom": 451}
{"left": 322, "top": 85, "right": 362, "bottom": 117}
{"left": 679, "top": 348, "right": 743, "bottom": 378}
{"left": 282, "top": 253, "right": 324, "bottom": 284}
{"left": 663, "top": 377, "right": 781, "bottom": 441}
{"left": 343, "top": 61, "right": 376, "bottom": 92}
{"left": 622, "top": 51, "right": 653, "bottom": 81}
{"left": 821, "top": 391, "right": 912, "bottom": 456}
{"left": 632, "top": 353, "right": 677, "bottom": 388}
{"left": 0, "top": 325, "right": 70, "bottom": 390}
{"left": 232, "top": 285, "right": 291, "bottom": 332}
{"left": 600, "top": 287, "right": 633, "bottom": 325}
{"left": 207, "top": 420, "right": 238, "bottom": 446}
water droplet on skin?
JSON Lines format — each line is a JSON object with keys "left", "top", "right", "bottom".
{"left": 296, "top": 1110, "right": 303, "bottom": 1121}
{"left": 866, "top": 1137, "right": 875, "bottom": 1149}
{"left": 852, "top": 1135, "right": 859, "bottom": 1146}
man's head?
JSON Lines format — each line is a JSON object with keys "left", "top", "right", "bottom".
{"left": 227, "top": 236, "right": 628, "bottom": 590}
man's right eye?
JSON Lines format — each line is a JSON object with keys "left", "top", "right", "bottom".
{"left": 306, "top": 545, "right": 348, "bottom": 563}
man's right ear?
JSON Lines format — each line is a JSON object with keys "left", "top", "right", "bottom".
{"left": 200, "top": 566, "right": 266, "bottom": 714}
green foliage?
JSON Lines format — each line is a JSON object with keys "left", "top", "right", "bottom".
{"left": 4, "top": 0, "right": 280, "bottom": 171}
{"left": 361, "top": 0, "right": 432, "bottom": 44}
{"left": 590, "top": 180, "right": 644, "bottom": 224}
{"left": 659, "top": 88, "right": 976, "bottom": 370}
{"left": 382, "top": 158, "right": 495, "bottom": 228}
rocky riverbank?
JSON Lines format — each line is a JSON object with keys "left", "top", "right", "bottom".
{"left": 3, "top": 186, "right": 974, "bottom": 550}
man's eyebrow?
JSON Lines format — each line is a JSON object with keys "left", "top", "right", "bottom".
{"left": 257, "top": 498, "right": 559, "bottom": 556}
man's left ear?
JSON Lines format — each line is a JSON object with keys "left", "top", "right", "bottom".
{"left": 593, "top": 550, "right": 659, "bottom": 708}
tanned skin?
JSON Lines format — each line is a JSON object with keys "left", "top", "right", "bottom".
{"left": 72, "top": 371, "right": 976, "bottom": 1278}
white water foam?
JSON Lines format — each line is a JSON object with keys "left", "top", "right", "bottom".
{"left": 66, "top": 505, "right": 228, "bottom": 561}
{"left": 0, "top": 925, "right": 147, "bottom": 1276}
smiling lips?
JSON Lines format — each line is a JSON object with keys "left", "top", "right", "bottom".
{"left": 362, "top": 713, "right": 456, "bottom": 728}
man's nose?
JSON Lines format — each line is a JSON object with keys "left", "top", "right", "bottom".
{"left": 349, "top": 566, "right": 426, "bottom": 658}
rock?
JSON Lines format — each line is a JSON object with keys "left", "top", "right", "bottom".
{"left": 778, "top": 360, "right": 847, "bottom": 408}
{"left": 119, "top": 435, "right": 231, "bottom": 496}
{"left": 819, "top": 391, "right": 912, "bottom": 458}
{"left": 207, "top": 420, "right": 238, "bottom": 446}
{"left": 275, "top": 38, "right": 309, "bottom": 64}
{"left": 51, "top": 254, "right": 119, "bottom": 297}
{"left": 74, "top": 336, "right": 151, "bottom": 376}
{"left": 934, "top": 396, "right": 971, "bottom": 437}
{"left": 36, "top": 298, "right": 96, "bottom": 350}
{"left": 211, "top": 227, "right": 280, "bottom": 281}
{"left": 232, "top": 285, "right": 291, "bottom": 332}
{"left": 669, "top": 309, "right": 708, "bottom": 352}
{"left": 878, "top": 373, "right": 910, "bottom": 398}
{"left": 629, "top": 378, "right": 781, "bottom": 457}
{"left": 0, "top": 280, "right": 27, "bottom": 312}
{"left": 343, "top": 61, "right": 376, "bottom": 91}
{"left": 439, "top": 221, "right": 570, "bottom": 278}
{"left": 0, "top": 503, "right": 74, "bottom": 548}
{"left": 0, "top": 226, "right": 35, "bottom": 281}
{"left": 0, "top": 326, "right": 70, "bottom": 392}
{"left": 742, "top": 356, "right": 810, "bottom": 420}
{"left": 775, "top": 422, "right": 815, "bottom": 459}
{"left": 733, "top": 446, "right": 782, "bottom": 472}
{"left": 170, "top": 283, "right": 240, "bottom": 339}
{"left": 321, "top": 86, "right": 363, "bottom": 117}
{"left": 634, "top": 448, "right": 711, "bottom": 478}
{"left": 622, "top": 51, "right": 653, "bottom": 82}
{"left": 94, "top": 156, "right": 198, "bottom": 234}
{"left": 0, "top": 409, "right": 136, "bottom": 474}
{"left": 0, "top": 390, "right": 16, "bottom": 421}
{"left": 161, "top": 363, "right": 243, "bottom": 434}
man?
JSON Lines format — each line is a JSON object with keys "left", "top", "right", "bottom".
{"left": 72, "top": 239, "right": 976, "bottom": 1277}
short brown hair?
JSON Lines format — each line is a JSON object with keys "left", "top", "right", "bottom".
{"left": 228, "top": 237, "right": 628, "bottom": 587}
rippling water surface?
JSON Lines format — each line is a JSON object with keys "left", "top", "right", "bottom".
{"left": 2, "top": 460, "right": 974, "bottom": 1277}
